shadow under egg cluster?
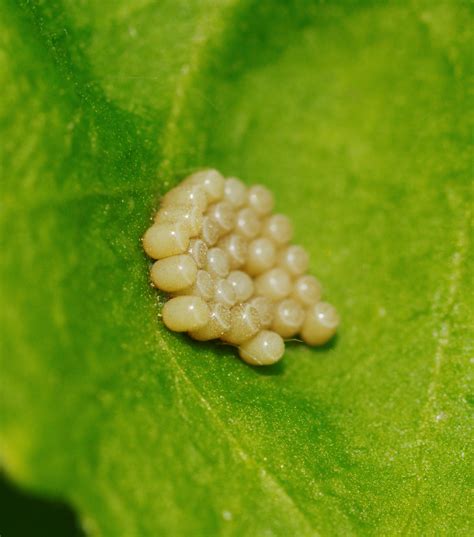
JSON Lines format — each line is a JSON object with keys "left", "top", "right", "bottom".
{"left": 143, "top": 169, "right": 339, "bottom": 366}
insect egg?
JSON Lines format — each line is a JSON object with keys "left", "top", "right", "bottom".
{"left": 235, "top": 207, "right": 262, "bottom": 239}
{"left": 238, "top": 330, "right": 285, "bottom": 366}
{"left": 262, "top": 214, "right": 293, "bottom": 246}
{"left": 224, "top": 177, "right": 247, "bottom": 208}
{"left": 201, "top": 216, "right": 220, "bottom": 246}
{"left": 187, "top": 238, "right": 208, "bottom": 269}
{"left": 206, "top": 201, "right": 235, "bottom": 235}
{"left": 278, "top": 245, "right": 310, "bottom": 277}
{"left": 162, "top": 296, "right": 210, "bottom": 332}
{"left": 150, "top": 254, "right": 197, "bottom": 292}
{"left": 226, "top": 270, "right": 254, "bottom": 302}
{"left": 161, "top": 184, "right": 208, "bottom": 213}
{"left": 142, "top": 222, "right": 190, "bottom": 260}
{"left": 248, "top": 296, "right": 274, "bottom": 328}
{"left": 144, "top": 169, "right": 339, "bottom": 364}
{"left": 155, "top": 204, "right": 203, "bottom": 237}
{"left": 214, "top": 278, "right": 237, "bottom": 307}
{"left": 217, "top": 234, "right": 247, "bottom": 269}
{"left": 254, "top": 267, "right": 292, "bottom": 301}
{"left": 245, "top": 237, "right": 277, "bottom": 276}
{"left": 248, "top": 185, "right": 274, "bottom": 216}
{"left": 221, "top": 303, "right": 261, "bottom": 344}
{"left": 206, "top": 247, "right": 230, "bottom": 278}
{"left": 184, "top": 169, "right": 225, "bottom": 202}
{"left": 271, "top": 298, "right": 305, "bottom": 338}
{"left": 291, "top": 274, "right": 322, "bottom": 306}
{"left": 301, "top": 301, "right": 340, "bottom": 346}
{"left": 173, "top": 269, "right": 214, "bottom": 301}
{"left": 189, "top": 302, "right": 232, "bottom": 341}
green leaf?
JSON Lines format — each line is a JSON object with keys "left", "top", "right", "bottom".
{"left": 1, "top": 0, "right": 472, "bottom": 535}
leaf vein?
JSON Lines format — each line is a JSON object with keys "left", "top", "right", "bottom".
{"left": 157, "top": 333, "right": 319, "bottom": 536}
{"left": 401, "top": 205, "right": 471, "bottom": 534}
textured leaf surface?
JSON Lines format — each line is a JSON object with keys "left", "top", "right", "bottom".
{"left": 1, "top": 1, "right": 472, "bottom": 535}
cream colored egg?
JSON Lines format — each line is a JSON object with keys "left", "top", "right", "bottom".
{"left": 173, "top": 269, "right": 214, "bottom": 301}
{"left": 150, "top": 254, "right": 197, "bottom": 292}
{"left": 218, "top": 234, "right": 247, "bottom": 269}
{"left": 262, "top": 214, "right": 293, "bottom": 246}
{"left": 245, "top": 237, "right": 276, "bottom": 276}
{"left": 184, "top": 169, "right": 224, "bottom": 202}
{"left": 278, "top": 245, "right": 309, "bottom": 277}
{"left": 142, "top": 222, "right": 190, "bottom": 260}
{"left": 161, "top": 184, "right": 207, "bottom": 212}
{"left": 221, "top": 303, "right": 261, "bottom": 344}
{"left": 155, "top": 204, "right": 203, "bottom": 237}
{"left": 162, "top": 296, "right": 210, "bottom": 332}
{"left": 189, "top": 302, "right": 232, "bottom": 341}
{"left": 254, "top": 267, "right": 292, "bottom": 301}
{"left": 238, "top": 330, "right": 285, "bottom": 366}
{"left": 206, "top": 247, "right": 230, "bottom": 278}
{"left": 301, "top": 301, "right": 340, "bottom": 346}
{"left": 187, "top": 238, "right": 208, "bottom": 269}
{"left": 235, "top": 208, "right": 261, "bottom": 239}
{"left": 206, "top": 201, "right": 235, "bottom": 235}
{"left": 144, "top": 169, "right": 340, "bottom": 365}
{"left": 291, "top": 275, "right": 322, "bottom": 306}
{"left": 271, "top": 298, "right": 305, "bottom": 338}
{"left": 248, "top": 296, "right": 274, "bottom": 328}
{"left": 214, "top": 278, "right": 237, "bottom": 307}
{"left": 201, "top": 216, "right": 220, "bottom": 246}
{"left": 227, "top": 270, "right": 254, "bottom": 302}
{"left": 224, "top": 177, "right": 247, "bottom": 208}
{"left": 248, "top": 185, "right": 274, "bottom": 216}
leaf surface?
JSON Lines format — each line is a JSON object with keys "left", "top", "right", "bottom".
{"left": 1, "top": 1, "right": 472, "bottom": 535}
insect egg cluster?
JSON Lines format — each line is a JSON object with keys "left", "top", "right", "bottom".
{"left": 143, "top": 169, "right": 339, "bottom": 366}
